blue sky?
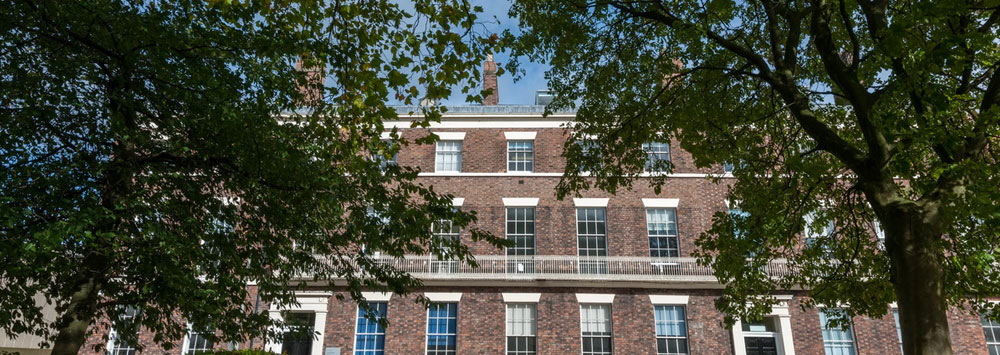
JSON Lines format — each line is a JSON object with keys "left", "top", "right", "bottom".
{"left": 439, "top": 0, "right": 551, "bottom": 105}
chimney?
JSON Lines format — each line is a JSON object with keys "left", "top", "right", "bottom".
{"left": 834, "top": 51, "right": 854, "bottom": 106}
{"left": 296, "top": 55, "right": 324, "bottom": 106}
{"left": 482, "top": 54, "right": 498, "bottom": 106}
{"left": 662, "top": 57, "right": 684, "bottom": 88}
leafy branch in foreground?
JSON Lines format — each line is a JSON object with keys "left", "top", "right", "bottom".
{"left": 0, "top": 0, "right": 504, "bottom": 353}
{"left": 505, "top": 1, "right": 1000, "bottom": 354}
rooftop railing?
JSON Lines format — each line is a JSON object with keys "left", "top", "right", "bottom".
{"left": 315, "top": 255, "right": 793, "bottom": 283}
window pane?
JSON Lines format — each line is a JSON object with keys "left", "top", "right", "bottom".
{"left": 506, "top": 304, "right": 537, "bottom": 355}
{"left": 983, "top": 314, "right": 1000, "bottom": 355}
{"left": 281, "top": 313, "right": 315, "bottom": 355}
{"left": 427, "top": 303, "right": 457, "bottom": 355}
{"left": 804, "top": 210, "right": 836, "bottom": 243}
{"left": 507, "top": 141, "right": 534, "bottom": 172}
{"left": 654, "top": 305, "right": 688, "bottom": 355}
{"left": 576, "top": 208, "right": 608, "bottom": 274}
{"left": 184, "top": 324, "right": 216, "bottom": 355}
{"left": 355, "top": 303, "right": 387, "bottom": 355}
{"left": 430, "top": 214, "right": 460, "bottom": 273}
{"left": 729, "top": 207, "right": 750, "bottom": 239}
{"left": 435, "top": 141, "right": 462, "bottom": 172}
{"left": 576, "top": 140, "right": 602, "bottom": 173}
{"left": 580, "top": 305, "right": 612, "bottom": 355}
{"left": 107, "top": 307, "right": 140, "bottom": 355}
{"left": 374, "top": 139, "right": 398, "bottom": 169}
{"left": 506, "top": 208, "right": 536, "bottom": 257}
{"left": 646, "top": 209, "right": 679, "bottom": 257}
{"left": 819, "top": 309, "right": 857, "bottom": 355}
{"left": 643, "top": 142, "right": 671, "bottom": 172}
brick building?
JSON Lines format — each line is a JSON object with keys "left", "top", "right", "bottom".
{"left": 12, "top": 60, "right": 999, "bottom": 355}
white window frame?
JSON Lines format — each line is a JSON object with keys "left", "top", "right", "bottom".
{"left": 505, "top": 206, "right": 536, "bottom": 257}
{"left": 646, "top": 208, "right": 680, "bottom": 258}
{"left": 804, "top": 210, "right": 836, "bottom": 239}
{"left": 507, "top": 140, "right": 535, "bottom": 172}
{"left": 653, "top": 304, "right": 689, "bottom": 355}
{"left": 106, "top": 307, "right": 140, "bottom": 355}
{"left": 643, "top": 142, "right": 671, "bottom": 173}
{"left": 731, "top": 295, "right": 795, "bottom": 355}
{"left": 265, "top": 292, "right": 329, "bottom": 355}
{"left": 505, "top": 303, "right": 537, "bottom": 355}
{"left": 353, "top": 302, "right": 388, "bottom": 355}
{"left": 425, "top": 302, "right": 458, "bottom": 355}
{"left": 818, "top": 308, "right": 858, "bottom": 355}
{"left": 982, "top": 312, "right": 1000, "bottom": 355}
{"left": 579, "top": 304, "right": 613, "bottom": 355}
{"left": 575, "top": 207, "right": 608, "bottom": 274}
{"left": 434, "top": 140, "right": 463, "bottom": 172}
{"left": 430, "top": 211, "right": 461, "bottom": 273}
{"left": 181, "top": 323, "right": 215, "bottom": 355}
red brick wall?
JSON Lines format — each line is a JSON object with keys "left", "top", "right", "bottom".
{"left": 396, "top": 126, "right": 733, "bottom": 258}
{"left": 73, "top": 124, "right": 997, "bottom": 355}
{"left": 853, "top": 310, "right": 903, "bottom": 354}
{"left": 323, "top": 295, "right": 358, "bottom": 354}
{"left": 77, "top": 287, "right": 994, "bottom": 354}
{"left": 429, "top": 175, "right": 730, "bottom": 258}
{"left": 789, "top": 300, "right": 825, "bottom": 355}
{"left": 315, "top": 289, "right": 999, "bottom": 355}
{"left": 78, "top": 321, "right": 182, "bottom": 355}
{"left": 319, "top": 287, "right": 739, "bottom": 355}
{"left": 948, "top": 306, "right": 990, "bottom": 355}
{"left": 396, "top": 128, "right": 714, "bottom": 174}
{"left": 685, "top": 290, "right": 734, "bottom": 354}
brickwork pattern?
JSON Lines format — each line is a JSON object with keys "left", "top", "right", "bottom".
{"left": 72, "top": 125, "right": 997, "bottom": 355}
{"left": 396, "top": 128, "right": 715, "bottom": 175}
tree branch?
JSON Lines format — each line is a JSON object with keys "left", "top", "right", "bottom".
{"left": 809, "top": 0, "right": 889, "bottom": 168}
{"left": 608, "top": 0, "right": 869, "bottom": 170}
{"left": 837, "top": 0, "right": 861, "bottom": 67}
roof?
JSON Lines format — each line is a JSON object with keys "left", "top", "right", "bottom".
{"left": 282, "top": 104, "right": 577, "bottom": 117}
{"left": 392, "top": 104, "right": 576, "bottom": 115}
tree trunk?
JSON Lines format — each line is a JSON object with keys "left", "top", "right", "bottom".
{"left": 50, "top": 273, "right": 102, "bottom": 355}
{"left": 884, "top": 204, "right": 954, "bottom": 355}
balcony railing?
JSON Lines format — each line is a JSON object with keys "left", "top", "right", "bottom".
{"left": 316, "top": 255, "right": 793, "bottom": 283}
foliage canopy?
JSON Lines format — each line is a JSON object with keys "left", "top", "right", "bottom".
{"left": 506, "top": 0, "right": 1000, "bottom": 353}
{"left": 0, "top": 0, "right": 501, "bottom": 352}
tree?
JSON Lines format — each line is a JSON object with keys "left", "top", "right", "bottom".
{"left": 506, "top": 0, "right": 1000, "bottom": 354}
{"left": 0, "top": 1, "right": 503, "bottom": 354}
